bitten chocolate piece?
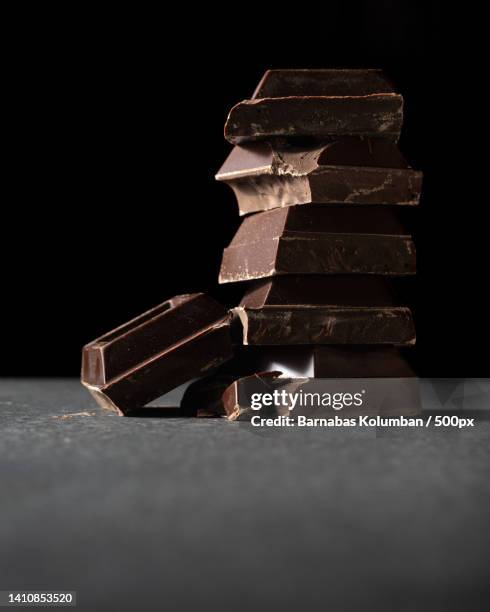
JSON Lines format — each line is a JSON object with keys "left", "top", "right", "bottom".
{"left": 81, "top": 294, "right": 233, "bottom": 415}
{"left": 235, "top": 277, "right": 415, "bottom": 346}
{"left": 224, "top": 69, "right": 403, "bottom": 144}
{"left": 219, "top": 206, "right": 415, "bottom": 283}
{"left": 216, "top": 138, "right": 422, "bottom": 215}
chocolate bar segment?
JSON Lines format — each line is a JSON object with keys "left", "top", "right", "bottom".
{"left": 82, "top": 294, "right": 229, "bottom": 386}
{"left": 229, "top": 203, "right": 409, "bottom": 239}
{"left": 312, "top": 346, "right": 415, "bottom": 378}
{"left": 81, "top": 294, "right": 233, "bottom": 415}
{"left": 225, "top": 69, "right": 403, "bottom": 144}
{"left": 252, "top": 69, "right": 400, "bottom": 98}
{"left": 237, "top": 274, "right": 415, "bottom": 346}
{"left": 241, "top": 276, "right": 401, "bottom": 308}
{"left": 234, "top": 305, "right": 415, "bottom": 346}
{"left": 219, "top": 207, "right": 415, "bottom": 283}
{"left": 216, "top": 138, "right": 422, "bottom": 215}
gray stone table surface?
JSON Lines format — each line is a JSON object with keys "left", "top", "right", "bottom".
{"left": 1, "top": 379, "right": 490, "bottom": 611}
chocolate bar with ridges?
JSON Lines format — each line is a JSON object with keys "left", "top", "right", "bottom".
{"left": 81, "top": 294, "right": 233, "bottom": 415}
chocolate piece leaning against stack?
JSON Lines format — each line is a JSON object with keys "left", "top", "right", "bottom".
{"left": 216, "top": 68, "right": 421, "bottom": 387}
{"left": 81, "top": 294, "right": 233, "bottom": 416}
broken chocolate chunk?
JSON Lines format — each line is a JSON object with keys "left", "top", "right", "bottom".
{"left": 240, "top": 276, "right": 401, "bottom": 308}
{"left": 216, "top": 138, "right": 422, "bottom": 215}
{"left": 81, "top": 294, "right": 233, "bottom": 415}
{"left": 219, "top": 206, "right": 415, "bottom": 283}
{"left": 235, "top": 276, "right": 415, "bottom": 345}
{"left": 312, "top": 346, "right": 416, "bottom": 378}
{"left": 224, "top": 69, "right": 403, "bottom": 144}
{"left": 252, "top": 69, "right": 399, "bottom": 99}
{"left": 234, "top": 305, "right": 415, "bottom": 346}
{"left": 222, "top": 372, "right": 287, "bottom": 421}
{"left": 180, "top": 373, "right": 238, "bottom": 417}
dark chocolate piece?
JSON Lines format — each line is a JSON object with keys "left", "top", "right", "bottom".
{"left": 216, "top": 138, "right": 422, "bottom": 214}
{"left": 237, "top": 276, "right": 415, "bottom": 346}
{"left": 81, "top": 294, "right": 233, "bottom": 415}
{"left": 180, "top": 374, "right": 237, "bottom": 417}
{"left": 234, "top": 305, "right": 415, "bottom": 346}
{"left": 219, "top": 206, "right": 415, "bottom": 283}
{"left": 312, "top": 346, "right": 416, "bottom": 378}
{"left": 222, "top": 372, "right": 286, "bottom": 421}
{"left": 252, "top": 69, "right": 399, "bottom": 98}
{"left": 224, "top": 69, "right": 403, "bottom": 144}
{"left": 241, "top": 276, "right": 400, "bottom": 307}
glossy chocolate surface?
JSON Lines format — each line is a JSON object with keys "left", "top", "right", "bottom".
{"left": 81, "top": 294, "right": 233, "bottom": 415}
{"left": 220, "top": 207, "right": 415, "bottom": 283}
{"left": 225, "top": 70, "right": 403, "bottom": 144}
{"left": 216, "top": 137, "right": 421, "bottom": 214}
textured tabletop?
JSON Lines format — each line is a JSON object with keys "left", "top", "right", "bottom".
{"left": 1, "top": 379, "right": 489, "bottom": 611}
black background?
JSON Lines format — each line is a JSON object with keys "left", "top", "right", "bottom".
{"left": 3, "top": 1, "right": 489, "bottom": 377}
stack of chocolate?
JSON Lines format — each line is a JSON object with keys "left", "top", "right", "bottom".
{"left": 216, "top": 69, "right": 422, "bottom": 379}
{"left": 81, "top": 69, "right": 422, "bottom": 418}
